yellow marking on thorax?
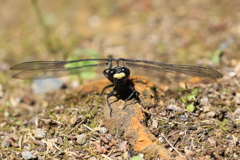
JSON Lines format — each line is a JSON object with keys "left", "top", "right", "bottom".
{"left": 113, "top": 73, "right": 126, "bottom": 79}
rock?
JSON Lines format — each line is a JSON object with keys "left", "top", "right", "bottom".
{"left": 34, "top": 128, "right": 46, "bottom": 139}
{"left": 233, "top": 108, "right": 240, "bottom": 119}
{"left": 118, "top": 141, "right": 127, "bottom": 151}
{"left": 206, "top": 111, "right": 216, "bottom": 118}
{"left": 179, "top": 114, "right": 188, "bottom": 122}
{"left": 76, "top": 134, "right": 87, "bottom": 145}
{"left": 158, "top": 137, "right": 164, "bottom": 143}
{"left": 152, "top": 119, "right": 158, "bottom": 128}
{"left": 22, "top": 151, "right": 37, "bottom": 160}
{"left": 1, "top": 139, "right": 11, "bottom": 148}
{"left": 94, "top": 127, "right": 108, "bottom": 134}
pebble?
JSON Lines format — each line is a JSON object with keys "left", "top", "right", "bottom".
{"left": 233, "top": 152, "right": 239, "bottom": 159}
{"left": 152, "top": 119, "right": 158, "bottom": 128}
{"left": 200, "top": 98, "right": 212, "bottom": 113}
{"left": 34, "top": 128, "right": 46, "bottom": 139}
{"left": 118, "top": 141, "right": 127, "bottom": 151}
{"left": 10, "top": 97, "right": 20, "bottom": 107}
{"left": 206, "top": 111, "right": 216, "bottom": 118}
{"left": 158, "top": 137, "right": 164, "bottom": 143}
{"left": 201, "top": 97, "right": 209, "bottom": 102}
{"left": 22, "top": 151, "right": 37, "bottom": 160}
{"left": 76, "top": 134, "right": 87, "bottom": 145}
{"left": 95, "top": 127, "right": 108, "bottom": 134}
{"left": 1, "top": 140, "right": 11, "bottom": 148}
{"left": 179, "top": 114, "right": 188, "bottom": 122}
{"left": 233, "top": 108, "right": 240, "bottom": 119}
{"left": 179, "top": 131, "right": 185, "bottom": 135}
{"left": 69, "top": 115, "right": 78, "bottom": 125}
{"left": 234, "top": 93, "right": 240, "bottom": 104}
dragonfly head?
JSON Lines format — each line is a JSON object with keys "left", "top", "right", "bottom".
{"left": 103, "top": 67, "right": 130, "bottom": 86}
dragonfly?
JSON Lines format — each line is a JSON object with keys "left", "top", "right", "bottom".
{"left": 10, "top": 58, "right": 223, "bottom": 116}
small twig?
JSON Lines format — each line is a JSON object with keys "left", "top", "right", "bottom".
{"left": 107, "top": 149, "right": 114, "bottom": 158}
{"left": 35, "top": 116, "right": 39, "bottom": 128}
{"left": 172, "top": 136, "right": 181, "bottom": 146}
{"left": 18, "top": 134, "right": 23, "bottom": 149}
{"left": 53, "top": 141, "right": 61, "bottom": 151}
{"left": 67, "top": 107, "right": 95, "bottom": 134}
{"left": 161, "top": 133, "right": 184, "bottom": 157}
{"left": 67, "top": 117, "right": 87, "bottom": 135}
{"left": 41, "top": 118, "right": 65, "bottom": 126}
{"left": 82, "top": 124, "right": 94, "bottom": 131}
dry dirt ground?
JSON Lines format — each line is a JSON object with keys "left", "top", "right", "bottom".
{"left": 0, "top": 0, "right": 240, "bottom": 159}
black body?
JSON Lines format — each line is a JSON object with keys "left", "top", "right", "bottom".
{"left": 102, "top": 60, "right": 141, "bottom": 116}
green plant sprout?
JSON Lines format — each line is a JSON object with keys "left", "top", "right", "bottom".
{"left": 179, "top": 84, "right": 199, "bottom": 112}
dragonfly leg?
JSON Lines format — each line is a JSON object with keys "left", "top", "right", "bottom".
{"left": 122, "top": 84, "right": 142, "bottom": 110}
{"left": 106, "top": 86, "right": 117, "bottom": 117}
{"left": 101, "top": 84, "right": 114, "bottom": 96}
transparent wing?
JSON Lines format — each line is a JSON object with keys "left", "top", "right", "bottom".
{"left": 10, "top": 59, "right": 109, "bottom": 79}
{"left": 123, "top": 59, "right": 223, "bottom": 79}
{"left": 10, "top": 58, "right": 223, "bottom": 80}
